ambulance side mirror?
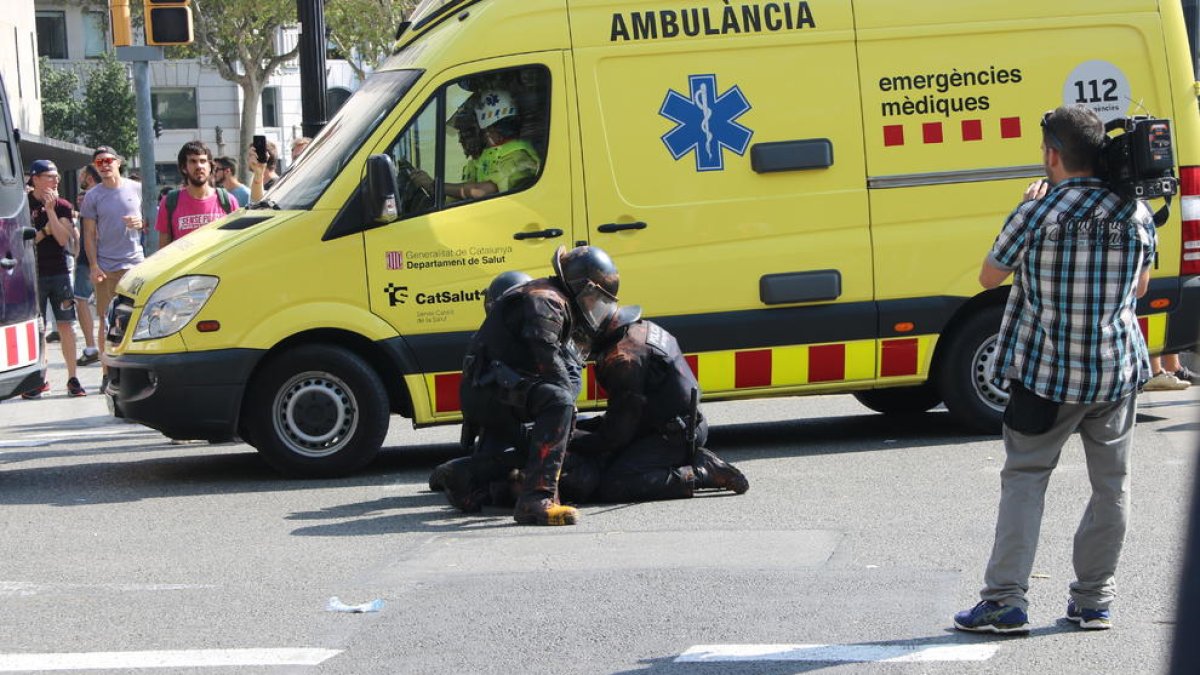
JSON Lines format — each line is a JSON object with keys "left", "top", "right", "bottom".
{"left": 365, "top": 154, "right": 399, "bottom": 224}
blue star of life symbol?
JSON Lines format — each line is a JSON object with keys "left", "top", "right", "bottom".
{"left": 659, "top": 74, "right": 753, "bottom": 172}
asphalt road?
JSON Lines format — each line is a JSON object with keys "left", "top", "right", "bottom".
{"left": 1, "top": 359, "right": 1196, "bottom": 674}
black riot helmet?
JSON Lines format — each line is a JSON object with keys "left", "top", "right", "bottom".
{"left": 596, "top": 304, "right": 642, "bottom": 347}
{"left": 552, "top": 245, "right": 620, "bottom": 335}
{"left": 483, "top": 270, "right": 532, "bottom": 314}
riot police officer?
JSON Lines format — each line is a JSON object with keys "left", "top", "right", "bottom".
{"left": 453, "top": 246, "right": 620, "bottom": 525}
{"left": 571, "top": 306, "right": 749, "bottom": 502}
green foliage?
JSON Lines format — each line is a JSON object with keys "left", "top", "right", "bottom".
{"left": 39, "top": 58, "right": 83, "bottom": 143}
{"left": 79, "top": 53, "right": 138, "bottom": 159}
{"left": 192, "top": 0, "right": 299, "bottom": 87}
{"left": 326, "top": 0, "right": 417, "bottom": 82}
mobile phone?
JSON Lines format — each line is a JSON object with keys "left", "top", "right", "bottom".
{"left": 252, "top": 135, "right": 268, "bottom": 164}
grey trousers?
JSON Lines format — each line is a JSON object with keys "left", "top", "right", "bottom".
{"left": 981, "top": 393, "right": 1136, "bottom": 611}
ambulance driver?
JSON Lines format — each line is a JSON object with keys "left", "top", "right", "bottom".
{"left": 414, "top": 89, "right": 540, "bottom": 201}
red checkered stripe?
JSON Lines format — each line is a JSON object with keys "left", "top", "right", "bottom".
{"left": 883, "top": 117, "right": 1024, "bottom": 147}
{"left": 424, "top": 336, "right": 935, "bottom": 414}
{"left": 0, "top": 319, "right": 39, "bottom": 371}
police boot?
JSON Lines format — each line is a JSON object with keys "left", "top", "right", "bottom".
{"left": 441, "top": 457, "right": 490, "bottom": 513}
{"left": 513, "top": 493, "right": 579, "bottom": 526}
{"left": 428, "top": 459, "right": 455, "bottom": 492}
{"left": 488, "top": 469, "right": 523, "bottom": 508}
{"left": 693, "top": 447, "right": 749, "bottom": 494}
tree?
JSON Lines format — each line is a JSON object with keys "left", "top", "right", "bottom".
{"left": 39, "top": 58, "right": 84, "bottom": 144}
{"left": 80, "top": 53, "right": 138, "bottom": 160}
{"left": 192, "top": 0, "right": 300, "bottom": 181}
{"left": 326, "top": 0, "right": 416, "bottom": 83}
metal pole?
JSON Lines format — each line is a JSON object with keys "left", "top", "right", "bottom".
{"left": 125, "top": 51, "right": 162, "bottom": 255}
{"left": 296, "top": 0, "right": 328, "bottom": 139}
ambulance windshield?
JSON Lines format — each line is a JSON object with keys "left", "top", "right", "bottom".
{"left": 265, "top": 70, "right": 421, "bottom": 210}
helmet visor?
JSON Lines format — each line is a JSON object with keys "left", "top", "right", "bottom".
{"left": 574, "top": 281, "right": 619, "bottom": 334}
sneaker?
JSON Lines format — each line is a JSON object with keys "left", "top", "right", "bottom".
{"left": 953, "top": 600, "right": 1030, "bottom": 634}
{"left": 20, "top": 381, "right": 49, "bottom": 400}
{"left": 1174, "top": 367, "right": 1200, "bottom": 385}
{"left": 1066, "top": 599, "right": 1112, "bottom": 630}
{"left": 46, "top": 331, "right": 60, "bottom": 343}
{"left": 77, "top": 348, "right": 100, "bottom": 366}
{"left": 66, "top": 377, "right": 87, "bottom": 397}
{"left": 1142, "top": 371, "right": 1190, "bottom": 391}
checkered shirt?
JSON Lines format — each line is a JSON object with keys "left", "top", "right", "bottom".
{"left": 988, "top": 177, "right": 1156, "bottom": 404}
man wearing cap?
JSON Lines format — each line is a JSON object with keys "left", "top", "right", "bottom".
{"left": 80, "top": 146, "right": 144, "bottom": 382}
{"left": 25, "top": 160, "right": 86, "bottom": 398}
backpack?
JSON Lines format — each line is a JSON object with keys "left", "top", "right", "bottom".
{"left": 164, "top": 187, "right": 233, "bottom": 235}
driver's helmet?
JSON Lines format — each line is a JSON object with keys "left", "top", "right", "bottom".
{"left": 551, "top": 245, "right": 620, "bottom": 335}
{"left": 475, "top": 90, "right": 519, "bottom": 130}
{"left": 452, "top": 102, "right": 485, "bottom": 158}
{"left": 483, "top": 270, "right": 532, "bottom": 314}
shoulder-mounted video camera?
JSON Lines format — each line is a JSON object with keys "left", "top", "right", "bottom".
{"left": 1100, "top": 116, "right": 1178, "bottom": 200}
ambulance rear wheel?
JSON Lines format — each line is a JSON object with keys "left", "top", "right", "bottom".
{"left": 852, "top": 384, "right": 941, "bottom": 414}
{"left": 937, "top": 306, "right": 1007, "bottom": 435}
{"left": 246, "top": 344, "right": 388, "bottom": 478}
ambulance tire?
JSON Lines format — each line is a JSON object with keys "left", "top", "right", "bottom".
{"left": 852, "top": 384, "right": 941, "bottom": 415}
{"left": 246, "top": 344, "right": 389, "bottom": 478}
{"left": 937, "top": 306, "right": 1007, "bottom": 435}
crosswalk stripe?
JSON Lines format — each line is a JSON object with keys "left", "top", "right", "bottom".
{"left": 0, "top": 648, "right": 341, "bottom": 671}
{"left": 676, "top": 643, "right": 998, "bottom": 663}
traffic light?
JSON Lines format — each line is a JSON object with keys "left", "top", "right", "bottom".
{"left": 143, "top": 0, "right": 193, "bottom": 46}
{"left": 153, "top": 119, "right": 163, "bottom": 138}
{"left": 109, "top": 0, "right": 133, "bottom": 47}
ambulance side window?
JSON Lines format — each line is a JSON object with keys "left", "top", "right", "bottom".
{"left": 385, "top": 65, "right": 550, "bottom": 219}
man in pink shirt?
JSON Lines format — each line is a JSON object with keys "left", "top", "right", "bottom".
{"left": 155, "top": 141, "right": 238, "bottom": 247}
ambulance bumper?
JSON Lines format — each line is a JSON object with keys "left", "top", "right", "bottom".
{"left": 0, "top": 363, "right": 44, "bottom": 401}
{"left": 105, "top": 348, "right": 263, "bottom": 441}
{"left": 1157, "top": 275, "right": 1200, "bottom": 353}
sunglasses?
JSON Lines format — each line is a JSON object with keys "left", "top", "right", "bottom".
{"left": 1040, "top": 111, "right": 1064, "bottom": 150}
{"left": 94, "top": 156, "right": 117, "bottom": 167}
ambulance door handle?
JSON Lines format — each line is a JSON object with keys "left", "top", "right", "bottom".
{"left": 513, "top": 228, "right": 563, "bottom": 241}
{"left": 597, "top": 221, "right": 647, "bottom": 233}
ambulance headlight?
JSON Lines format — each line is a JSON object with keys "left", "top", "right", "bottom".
{"left": 133, "top": 276, "right": 219, "bottom": 340}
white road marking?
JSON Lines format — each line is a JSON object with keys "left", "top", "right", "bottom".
{"left": 0, "top": 648, "right": 341, "bottom": 671}
{"left": 0, "top": 427, "right": 157, "bottom": 448}
{"left": 677, "top": 643, "right": 998, "bottom": 663}
{"left": 0, "top": 581, "right": 215, "bottom": 597}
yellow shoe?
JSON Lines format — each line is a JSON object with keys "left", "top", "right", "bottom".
{"left": 513, "top": 496, "right": 578, "bottom": 526}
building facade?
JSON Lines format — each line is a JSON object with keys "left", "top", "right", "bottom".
{"left": 31, "top": 1, "right": 363, "bottom": 185}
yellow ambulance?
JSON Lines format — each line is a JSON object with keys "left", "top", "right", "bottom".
{"left": 105, "top": 0, "right": 1200, "bottom": 476}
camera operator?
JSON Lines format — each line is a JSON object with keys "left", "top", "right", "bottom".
{"left": 954, "top": 104, "right": 1156, "bottom": 634}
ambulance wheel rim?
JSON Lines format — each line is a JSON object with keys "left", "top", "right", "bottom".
{"left": 971, "top": 336, "right": 1009, "bottom": 412}
{"left": 272, "top": 371, "right": 359, "bottom": 458}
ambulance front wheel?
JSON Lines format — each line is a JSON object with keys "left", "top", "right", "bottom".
{"left": 852, "top": 383, "right": 941, "bottom": 414}
{"left": 245, "top": 344, "right": 389, "bottom": 478}
{"left": 937, "top": 306, "right": 1008, "bottom": 435}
